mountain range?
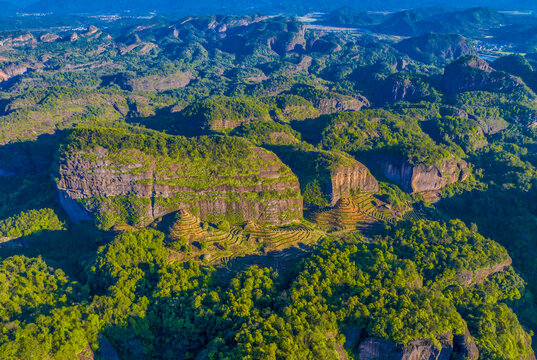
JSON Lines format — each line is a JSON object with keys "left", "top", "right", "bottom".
{"left": 1, "top": 0, "right": 536, "bottom": 16}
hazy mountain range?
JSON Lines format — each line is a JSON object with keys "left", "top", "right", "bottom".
{"left": 2, "top": 0, "right": 536, "bottom": 16}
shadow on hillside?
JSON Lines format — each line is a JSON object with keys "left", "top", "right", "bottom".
{"left": 215, "top": 244, "right": 311, "bottom": 284}
{"left": 0, "top": 223, "right": 103, "bottom": 282}
{"left": 0, "top": 133, "right": 61, "bottom": 219}
{"left": 126, "top": 107, "right": 209, "bottom": 137}
{"left": 438, "top": 186, "right": 537, "bottom": 330}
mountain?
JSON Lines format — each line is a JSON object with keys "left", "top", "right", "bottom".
{"left": 395, "top": 33, "right": 476, "bottom": 65}
{"left": 372, "top": 7, "right": 507, "bottom": 37}
{"left": 20, "top": 0, "right": 537, "bottom": 16}
{"left": 443, "top": 55, "right": 526, "bottom": 94}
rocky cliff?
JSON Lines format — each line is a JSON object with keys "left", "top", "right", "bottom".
{"left": 375, "top": 74, "right": 435, "bottom": 104}
{"left": 329, "top": 163, "right": 379, "bottom": 205}
{"left": 350, "top": 327, "right": 479, "bottom": 360}
{"left": 289, "top": 85, "right": 370, "bottom": 114}
{"left": 357, "top": 337, "right": 453, "bottom": 360}
{"left": 115, "top": 71, "right": 193, "bottom": 91}
{"left": 56, "top": 129, "right": 302, "bottom": 229}
{"left": 452, "top": 328, "right": 479, "bottom": 360}
{"left": 355, "top": 332, "right": 481, "bottom": 360}
{"left": 273, "top": 147, "right": 378, "bottom": 207}
{"left": 382, "top": 157, "right": 468, "bottom": 193}
{"left": 0, "top": 63, "right": 30, "bottom": 82}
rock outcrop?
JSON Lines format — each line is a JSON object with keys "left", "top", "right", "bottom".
{"left": 443, "top": 55, "right": 525, "bottom": 94}
{"left": 105, "top": 71, "right": 192, "bottom": 92}
{"left": 274, "top": 147, "right": 378, "bottom": 207}
{"left": 85, "top": 25, "right": 99, "bottom": 37}
{"left": 329, "top": 163, "right": 379, "bottom": 205}
{"left": 2, "top": 63, "right": 28, "bottom": 78}
{"left": 452, "top": 328, "right": 479, "bottom": 360}
{"left": 458, "top": 257, "right": 512, "bottom": 286}
{"left": 220, "top": 17, "right": 305, "bottom": 56}
{"left": 127, "top": 71, "right": 192, "bottom": 91}
{"left": 179, "top": 96, "right": 271, "bottom": 132}
{"left": 0, "top": 63, "right": 31, "bottom": 82}
{"left": 355, "top": 331, "right": 480, "bottom": 360}
{"left": 56, "top": 133, "right": 302, "bottom": 228}
{"left": 39, "top": 33, "right": 61, "bottom": 43}
{"left": 375, "top": 75, "right": 434, "bottom": 103}
{"left": 12, "top": 33, "right": 35, "bottom": 46}
{"left": 358, "top": 337, "right": 453, "bottom": 360}
{"left": 381, "top": 157, "right": 469, "bottom": 193}
{"left": 289, "top": 85, "right": 370, "bottom": 114}
{"left": 315, "top": 94, "right": 370, "bottom": 114}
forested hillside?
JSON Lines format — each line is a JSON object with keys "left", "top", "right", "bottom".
{"left": 0, "top": 6, "right": 536, "bottom": 360}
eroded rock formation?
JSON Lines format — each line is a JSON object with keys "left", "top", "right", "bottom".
{"left": 382, "top": 157, "right": 469, "bottom": 193}
{"left": 329, "top": 162, "right": 379, "bottom": 205}
{"left": 56, "top": 145, "right": 302, "bottom": 228}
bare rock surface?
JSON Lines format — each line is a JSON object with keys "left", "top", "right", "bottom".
{"left": 382, "top": 157, "right": 469, "bottom": 193}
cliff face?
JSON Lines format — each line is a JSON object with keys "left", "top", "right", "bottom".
{"left": 315, "top": 94, "right": 370, "bottom": 114}
{"left": 329, "top": 163, "right": 379, "bottom": 205}
{"left": 272, "top": 147, "right": 378, "bottom": 207}
{"left": 0, "top": 63, "right": 30, "bottom": 82}
{"left": 288, "top": 85, "right": 370, "bottom": 115}
{"left": 458, "top": 257, "right": 512, "bottom": 286}
{"left": 108, "top": 71, "right": 192, "bottom": 92}
{"left": 355, "top": 332, "right": 480, "bottom": 360}
{"left": 56, "top": 145, "right": 302, "bottom": 228}
{"left": 382, "top": 157, "right": 468, "bottom": 193}
{"left": 357, "top": 337, "right": 453, "bottom": 360}
{"left": 452, "top": 329, "right": 479, "bottom": 360}
{"left": 127, "top": 72, "right": 193, "bottom": 91}
{"left": 375, "top": 76, "right": 432, "bottom": 104}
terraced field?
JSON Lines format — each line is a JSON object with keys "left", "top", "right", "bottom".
{"left": 402, "top": 210, "right": 424, "bottom": 222}
{"left": 311, "top": 194, "right": 396, "bottom": 235}
{"left": 244, "top": 222, "right": 323, "bottom": 250}
{"left": 165, "top": 210, "right": 323, "bottom": 266}
{"left": 168, "top": 210, "right": 205, "bottom": 240}
{"left": 165, "top": 199, "right": 416, "bottom": 267}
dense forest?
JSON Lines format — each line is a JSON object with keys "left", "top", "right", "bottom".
{"left": 0, "top": 4, "right": 537, "bottom": 360}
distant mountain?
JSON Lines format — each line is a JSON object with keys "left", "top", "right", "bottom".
{"left": 320, "top": 6, "right": 385, "bottom": 27}
{"left": 371, "top": 7, "right": 507, "bottom": 37}
{"left": 395, "top": 33, "right": 476, "bottom": 65}
{"left": 19, "top": 0, "right": 537, "bottom": 16}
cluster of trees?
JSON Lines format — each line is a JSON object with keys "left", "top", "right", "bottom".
{"left": 0, "top": 217, "right": 531, "bottom": 359}
{"left": 302, "top": 109, "right": 456, "bottom": 165}
{"left": 0, "top": 209, "right": 64, "bottom": 238}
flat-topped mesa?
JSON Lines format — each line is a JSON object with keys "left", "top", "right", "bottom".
{"left": 56, "top": 128, "right": 302, "bottom": 229}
